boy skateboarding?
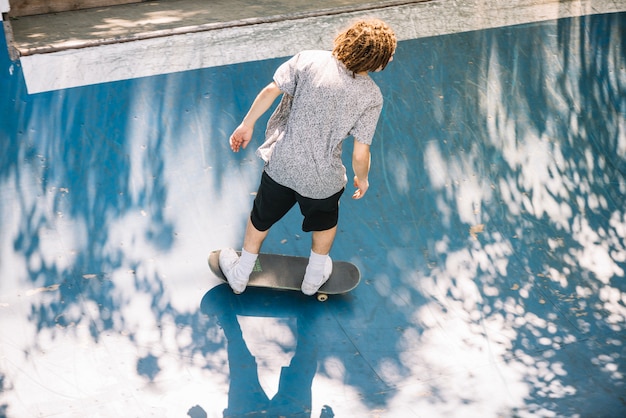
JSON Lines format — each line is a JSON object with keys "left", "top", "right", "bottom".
{"left": 219, "top": 18, "right": 397, "bottom": 295}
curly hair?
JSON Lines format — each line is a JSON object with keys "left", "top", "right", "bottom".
{"left": 332, "top": 19, "right": 397, "bottom": 76}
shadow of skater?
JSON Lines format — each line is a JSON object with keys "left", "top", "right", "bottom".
{"left": 200, "top": 284, "right": 333, "bottom": 418}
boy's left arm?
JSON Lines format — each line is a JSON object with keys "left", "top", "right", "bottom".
{"left": 229, "top": 82, "right": 282, "bottom": 152}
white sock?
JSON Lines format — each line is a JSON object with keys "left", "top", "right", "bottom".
{"left": 237, "top": 248, "right": 258, "bottom": 276}
{"left": 307, "top": 250, "right": 329, "bottom": 275}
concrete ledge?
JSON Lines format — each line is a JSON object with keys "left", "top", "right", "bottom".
{"left": 8, "top": 0, "right": 142, "bottom": 18}
{"left": 18, "top": 0, "right": 626, "bottom": 94}
{"left": 1, "top": 0, "right": 9, "bottom": 16}
{"left": 10, "top": 0, "right": 427, "bottom": 55}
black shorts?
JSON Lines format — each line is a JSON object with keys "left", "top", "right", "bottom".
{"left": 250, "top": 172, "right": 345, "bottom": 232}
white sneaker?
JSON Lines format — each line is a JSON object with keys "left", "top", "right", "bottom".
{"left": 301, "top": 256, "right": 333, "bottom": 295}
{"left": 219, "top": 248, "right": 249, "bottom": 294}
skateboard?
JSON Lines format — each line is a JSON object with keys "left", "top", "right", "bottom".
{"left": 208, "top": 250, "right": 360, "bottom": 301}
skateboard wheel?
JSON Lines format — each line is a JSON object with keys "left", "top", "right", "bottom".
{"left": 316, "top": 293, "right": 328, "bottom": 302}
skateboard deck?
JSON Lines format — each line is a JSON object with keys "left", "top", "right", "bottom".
{"left": 208, "top": 250, "right": 360, "bottom": 301}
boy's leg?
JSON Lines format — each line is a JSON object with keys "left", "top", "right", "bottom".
{"left": 243, "top": 218, "right": 270, "bottom": 254}
{"left": 220, "top": 172, "right": 296, "bottom": 294}
{"left": 219, "top": 218, "right": 270, "bottom": 294}
{"left": 298, "top": 189, "right": 344, "bottom": 295}
{"left": 302, "top": 226, "right": 337, "bottom": 295}
{"left": 311, "top": 226, "right": 337, "bottom": 255}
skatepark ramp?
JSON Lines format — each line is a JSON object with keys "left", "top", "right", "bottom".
{"left": 1, "top": 1, "right": 625, "bottom": 416}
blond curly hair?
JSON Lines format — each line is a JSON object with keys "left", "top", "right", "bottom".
{"left": 332, "top": 19, "right": 397, "bottom": 75}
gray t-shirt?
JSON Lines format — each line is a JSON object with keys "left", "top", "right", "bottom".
{"left": 256, "top": 50, "right": 383, "bottom": 199}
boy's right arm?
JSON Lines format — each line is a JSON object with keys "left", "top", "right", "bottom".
{"left": 352, "top": 139, "right": 371, "bottom": 199}
{"left": 229, "top": 82, "right": 283, "bottom": 152}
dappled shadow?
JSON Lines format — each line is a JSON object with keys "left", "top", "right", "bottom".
{"left": 348, "top": 12, "right": 625, "bottom": 416}
{"left": 0, "top": 27, "right": 278, "bottom": 415}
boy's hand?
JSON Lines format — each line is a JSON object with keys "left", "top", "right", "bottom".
{"left": 352, "top": 176, "right": 369, "bottom": 199}
{"left": 229, "top": 123, "right": 253, "bottom": 152}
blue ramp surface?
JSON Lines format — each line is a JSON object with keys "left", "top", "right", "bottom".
{"left": 0, "top": 12, "right": 625, "bottom": 418}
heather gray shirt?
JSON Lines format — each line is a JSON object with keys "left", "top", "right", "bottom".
{"left": 256, "top": 50, "right": 383, "bottom": 199}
